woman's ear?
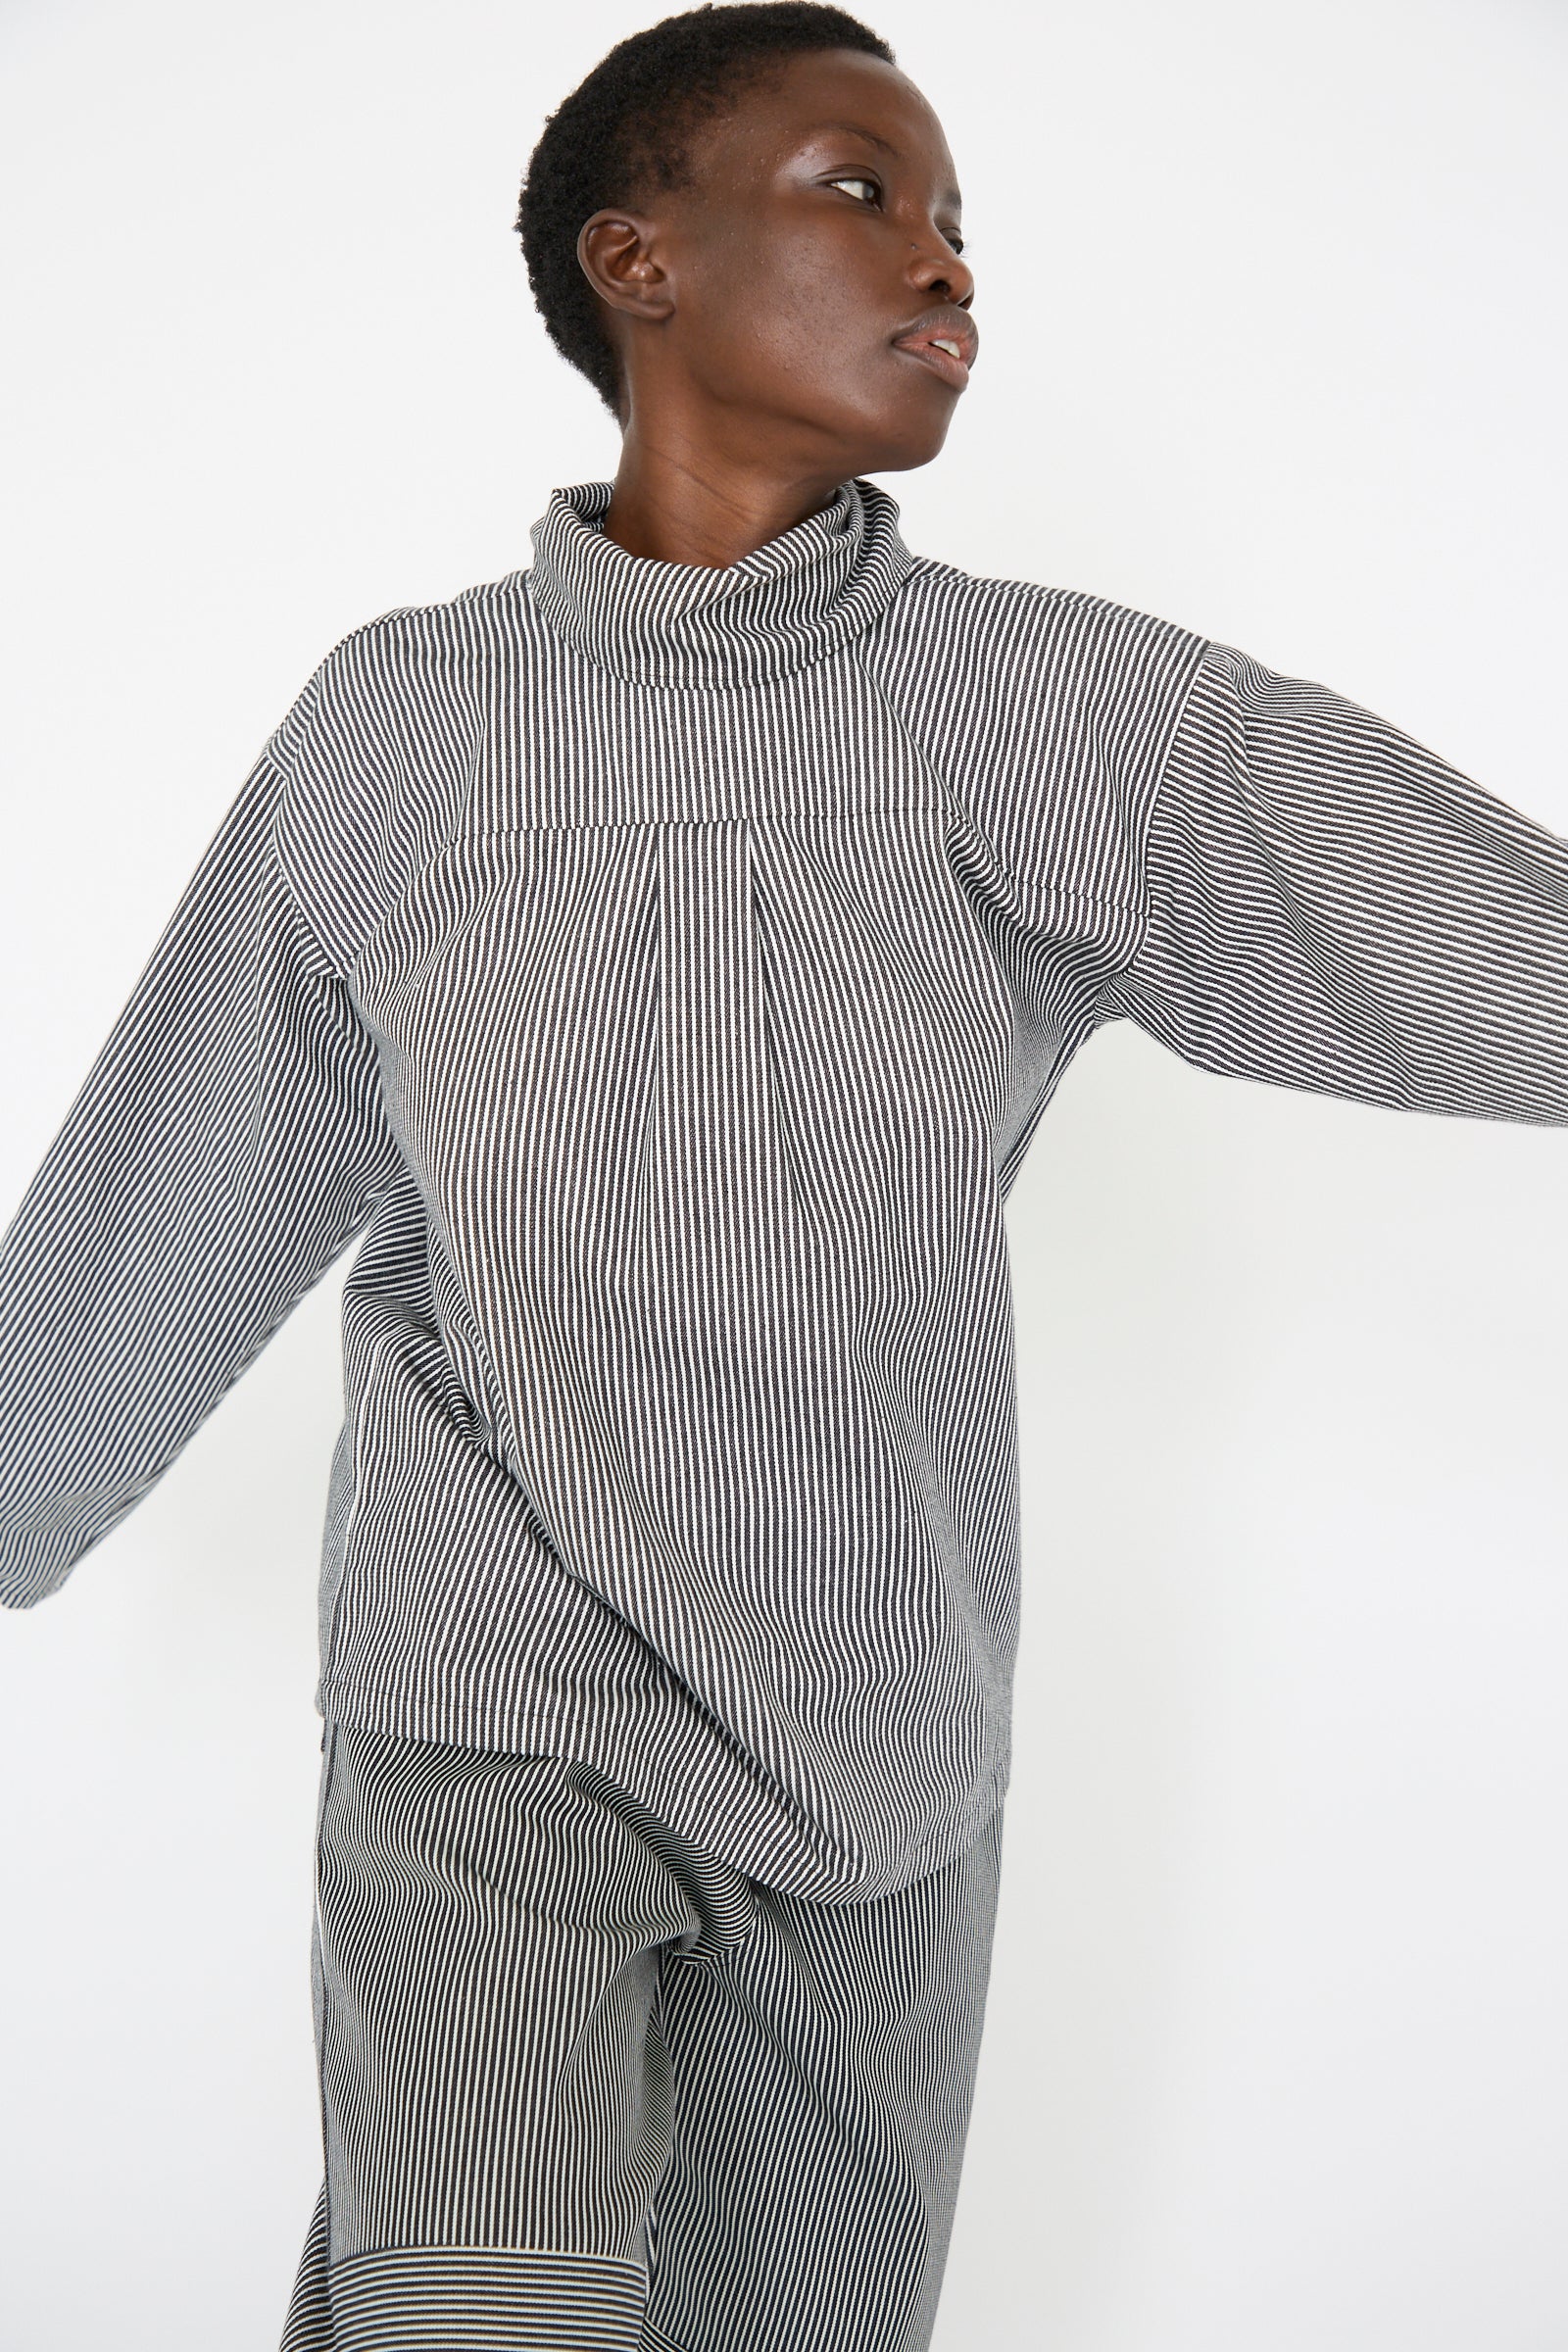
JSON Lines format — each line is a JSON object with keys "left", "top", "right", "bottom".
{"left": 576, "top": 210, "right": 676, "bottom": 326}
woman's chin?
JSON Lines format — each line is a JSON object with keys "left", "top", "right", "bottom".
{"left": 858, "top": 413, "right": 957, "bottom": 474}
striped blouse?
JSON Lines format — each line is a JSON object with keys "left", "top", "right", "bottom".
{"left": 3, "top": 475, "right": 1565, "bottom": 1902}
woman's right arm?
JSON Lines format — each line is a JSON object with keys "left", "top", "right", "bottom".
{"left": 0, "top": 733, "right": 400, "bottom": 1608}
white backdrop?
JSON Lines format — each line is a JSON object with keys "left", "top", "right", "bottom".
{"left": 1, "top": 2, "right": 1565, "bottom": 2345}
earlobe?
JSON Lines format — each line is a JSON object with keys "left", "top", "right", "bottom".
{"left": 576, "top": 211, "right": 675, "bottom": 323}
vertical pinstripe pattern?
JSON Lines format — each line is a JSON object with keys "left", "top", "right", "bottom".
{"left": 3, "top": 475, "right": 1565, "bottom": 1906}
{"left": 279, "top": 1719, "right": 1002, "bottom": 2352}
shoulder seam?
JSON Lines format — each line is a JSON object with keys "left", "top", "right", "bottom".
{"left": 1095, "top": 634, "right": 1218, "bottom": 1020}
{"left": 257, "top": 744, "right": 351, "bottom": 987}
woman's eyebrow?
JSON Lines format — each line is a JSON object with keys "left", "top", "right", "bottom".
{"left": 803, "top": 120, "right": 961, "bottom": 209}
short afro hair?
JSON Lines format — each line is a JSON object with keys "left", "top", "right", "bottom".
{"left": 515, "top": 2, "right": 897, "bottom": 423}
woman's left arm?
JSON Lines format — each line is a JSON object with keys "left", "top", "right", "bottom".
{"left": 1097, "top": 641, "right": 1568, "bottom": 1126}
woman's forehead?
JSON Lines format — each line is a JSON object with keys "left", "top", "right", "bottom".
{"left": 701, "top": 52, "right": 957, "bottom": 192}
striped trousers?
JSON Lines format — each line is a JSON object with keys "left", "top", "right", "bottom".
{"left": 277, "top": 1719, "right": 1004, "bottom": 2352}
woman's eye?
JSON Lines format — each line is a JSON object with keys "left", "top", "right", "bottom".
{"left": 828, "top": 175, "right": 880, "bottom": 205}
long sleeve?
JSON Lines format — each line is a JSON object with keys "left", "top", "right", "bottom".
{"left": 0, "top": 737, "right": 401, "bottom": 1608}
{"left": 1097, "top": 641, "right": 1568, "bottom": 1125}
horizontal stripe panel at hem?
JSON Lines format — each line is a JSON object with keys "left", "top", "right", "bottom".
{"left": 326, "top": 2246, "right": 648, "bottom": 2351}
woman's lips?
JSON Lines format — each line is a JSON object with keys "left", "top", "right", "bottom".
{"left": 892, "top": 337, "right": 971, "bottom": 391}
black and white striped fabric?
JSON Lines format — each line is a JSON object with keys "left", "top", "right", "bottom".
{"left": 278, "top": 1718, "right": 1002, "bottom": 2352}
{"left": 2, "top": 476, "right": 1565, "bottom": 1903}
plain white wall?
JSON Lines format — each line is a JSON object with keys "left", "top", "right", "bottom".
{"left": 1, "top": 1, "right": 1564, "bottom": 2345}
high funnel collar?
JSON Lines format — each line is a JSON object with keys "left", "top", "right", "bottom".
{"left": 525, "top": 475, "right": 917, "bottom": 689}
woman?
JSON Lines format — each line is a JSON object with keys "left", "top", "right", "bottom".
{"left": 2, "top": 6, "right": 1563, "bottom": 2348}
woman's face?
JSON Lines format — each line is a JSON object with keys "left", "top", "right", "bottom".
{"left": 578, "top": 47, "right": 977, "bottom": 480}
